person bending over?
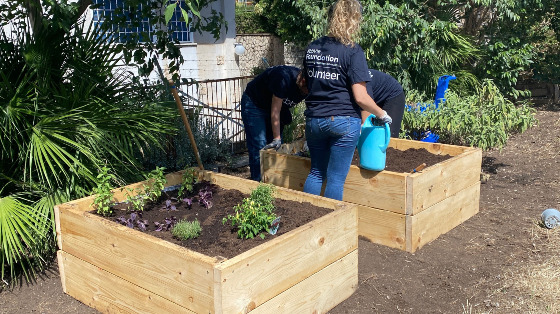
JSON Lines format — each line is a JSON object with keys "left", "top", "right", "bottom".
{"left": 241, "top": 65, "right": 307, "bottom": 181}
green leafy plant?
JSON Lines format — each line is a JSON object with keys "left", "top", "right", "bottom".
{"left": 223, "top": 184, "right": 276, "bottom": 239}
{"left": 0, "top": 196, "right": 50, "bottom": 285}
{"left": 172, "top": 220, "right": 202, "bottom": 240}
{"left": 122, "top": 187, "right": 147, "bottom": 212}
{"left": 92, "top": 167, "right": 116, "bottom": 217}
{"left": 144, "top": 166, "right": 166, "bottom": 202}
{"left": 282, "top": 102, "right": 306, "bottom": 143}
{"left": 403, "top": 80, "right": 537, "bottom": 150}
{"left": 178, "top": 167, "right": 197, "bottom": 198}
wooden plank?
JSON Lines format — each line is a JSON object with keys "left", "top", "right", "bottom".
{"left": 389, "top": 138, "right": 472, "bottom": 156}
{"left": 57, "top": 205, "right": 217, "bottom": 313}
{"left": 54, "top": 205, "right": 63, "bottom": 250}
{"left": 58, "top": 251, "right": 194, "bottom": 314}
{"left": 357, "top": 204, "right": 406, "bottom": 250}
{"left": 215, "top": 205, "right": 358, "bottom": 313}
{"left": 251, "top": 250, "right": 358, "bottom": 314}
{"left": 407, "top": 148, "right": 482, "bottom": 215}
{"left": 261, "top": 150, "right": 408, "bottom": 214}
{"left": 408, "top": 182, "right": 480, "bottom": 252}
{"left": 260, "top": 151, "right": 310, "bottom": 191}
{"left": 57, "top": 250, "right": 67, "bottom": 293}
{"left": 344, "top": 166, "right": 407, "bottom": 214}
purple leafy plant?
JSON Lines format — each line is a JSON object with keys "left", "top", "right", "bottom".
{"left": 115, "top": 212, "right": 149, "bottom": 231}
{"left": 197, "top": 183, "right": 216, "bottom": 209}
{"left": 182, "top": 197, "right": 193, "bottom": 207}
{"left": 154, "top": 216, "right": 178, "bottom": 232}
{"left": 162, "top": 199, "right": 177, "bottom": 211}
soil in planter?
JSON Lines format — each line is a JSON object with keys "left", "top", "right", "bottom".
{"left": 351, "top": 147, "right": 453, "bottom": 172}
{"left": 100, "top": 182, "right": 331, "bottom": 259}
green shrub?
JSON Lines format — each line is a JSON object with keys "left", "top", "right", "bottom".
{"left": 235, "top": 4, "right": 271, "bottom": 34}
{"left": 172, "top": 220, "right": 202, "bottom": 240}
{"left": 223, "top": 183, "right": 276, "bottom": 239}
{"left": 402, "top": 80, "right": 537, "bottom": 150}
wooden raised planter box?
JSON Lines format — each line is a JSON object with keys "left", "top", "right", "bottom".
{"left": 261, "top": 138, "right": 482, "bottom": 253}
{"left": 55, "top": 170, "right": 358, "bottom": 313}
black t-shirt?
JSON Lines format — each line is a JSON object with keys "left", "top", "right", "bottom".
{"left": 244, "top": 66, "right": 306, "bottom": 125}
{"left": 366, "top": 69, "right": 403, "bottom": 106}
{"left": 303, "top": 36, "right": 371, "bottom": 118}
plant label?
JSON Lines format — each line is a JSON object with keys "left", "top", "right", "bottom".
{"left": 269, "top": 216, "right": 281, "bottom": 235}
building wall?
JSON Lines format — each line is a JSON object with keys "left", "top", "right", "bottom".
{"left": 234, "top": 33, "right": 306, "bottom": 76}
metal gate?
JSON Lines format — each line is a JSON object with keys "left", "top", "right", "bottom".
{"left": 177, "top": 76, "right": 254, "bottom": 152}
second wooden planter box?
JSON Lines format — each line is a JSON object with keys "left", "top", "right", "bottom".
{"left": 55, "top": 170, "right": 358, "bottom": 313}
{"left": 261, "top": 138, "right": 482, "bottom": 253}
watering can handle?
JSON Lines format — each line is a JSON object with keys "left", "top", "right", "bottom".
{"left": 381, "top": 122, "right": 391, "bottom": 150}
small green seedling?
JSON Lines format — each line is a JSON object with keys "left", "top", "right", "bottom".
{"left": 172, "top": 220, "right": 202, "bottom": 240}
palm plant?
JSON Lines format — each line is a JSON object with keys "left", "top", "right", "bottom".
{"left": 0, "top": 4, "right": 175, "bottom": 284}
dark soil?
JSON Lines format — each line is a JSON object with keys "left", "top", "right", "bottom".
{"left": 1, "top": 108, "right": 559, "bottom": 314}
{"left": 352, "top": 147, "right": 453, "bottom": 172}
{"left": 105, "top": 182, "right": 331, "bottom": 259}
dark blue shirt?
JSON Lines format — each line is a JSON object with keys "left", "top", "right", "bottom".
{"left": 244, "top": 66, "right": 306, "bottom": 125}
{"left": 366, "top": 69, "right": 403, "bottom": 105}
{"left": 303, "top": 36, "right": 371, "bottom": 118}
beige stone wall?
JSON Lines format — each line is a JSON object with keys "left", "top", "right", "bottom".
{"left": 235, "top": 34, "right": 306, "bottom": 75}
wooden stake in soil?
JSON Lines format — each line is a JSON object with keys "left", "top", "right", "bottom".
{"left": 169, "top": 81, "right": 204, "bottom": 170}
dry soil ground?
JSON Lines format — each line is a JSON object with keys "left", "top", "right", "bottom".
{"left": 1, "top": 107, "right": 559, "bottom": 314}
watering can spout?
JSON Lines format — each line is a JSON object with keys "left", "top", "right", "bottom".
{"left": 357, "top": 114, "right": 391, "bottom": 171}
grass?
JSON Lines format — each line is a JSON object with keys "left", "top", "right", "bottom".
{"left": 498, "top": 219, "right": 560, "bottom": 312}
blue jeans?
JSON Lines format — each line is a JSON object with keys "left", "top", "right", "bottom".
{"left": 303, "top": 116, "right": 361, "bottom": 200}
{"left": 241, "top": 93, "right": 280, "bottom": 181}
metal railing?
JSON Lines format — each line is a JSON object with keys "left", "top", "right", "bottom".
{"left": 177, "top": 76, "right": 255, "bottom": 152}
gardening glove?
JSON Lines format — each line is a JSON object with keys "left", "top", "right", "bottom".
{"left": 378, "top": 110, "right": 393, "bottom": 125}
{"left": 263, "top": 138, "right": 282, "bottom": 150}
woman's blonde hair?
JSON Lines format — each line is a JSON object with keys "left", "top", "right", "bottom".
{"left": 327, "top": 0, "right": 363, "bottom": 46}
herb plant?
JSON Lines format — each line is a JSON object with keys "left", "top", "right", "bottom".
{"left": 223, "top": 183, "right": 277, "bottom": 239}
{"left": 122, "top": 187, "right": 147, "bottom": 212}
{"left": 116, "top": 212, "right": 148, "bottom": 231}
{"left": 144, "top": 166, "right": 166, "bottom": 201}
{"left": 198, "top": 184, "right": 214, "bottom": 209}
{"left": 172, "top": 220, "right": 202, "bottom": 240}
{"left": 178, "top": 167, "right": 197, "bottom": 198}
{"left": 92, "top": 166, "right": 115, "bottom": 217}
{"left": 154, "top": 216, "right": 178, "bottom": 232}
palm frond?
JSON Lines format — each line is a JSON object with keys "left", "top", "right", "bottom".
{"left": 0, "top": 196, "right": 49, "bottom": 284}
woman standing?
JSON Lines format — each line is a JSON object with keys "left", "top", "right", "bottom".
{"left": 241, "top": 65, "right": 307, "bottom": 182}
{"left": 303, "top": 0, "right": 391, "bottom": 200}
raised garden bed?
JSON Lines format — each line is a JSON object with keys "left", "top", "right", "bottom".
{"left": 260, "top": 138, "right": 482, "bottom": 253}
{"left": 55, "top": 170, "right": 358, "bottom": 313}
